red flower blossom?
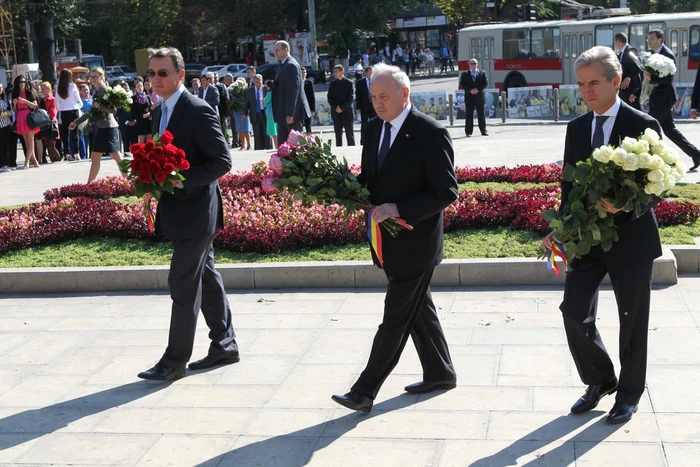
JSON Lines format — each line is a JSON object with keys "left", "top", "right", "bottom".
{"left": 159, "top": 130, "right": 174, "bottom": 145}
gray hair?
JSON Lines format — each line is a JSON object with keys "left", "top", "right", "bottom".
{"left": 148, "top": 47, "right": 185, "bottom": 72}
{"left": 203, "top": 72, "right": 215, "bottom": 82}
{"left": 371, "top": 63, "right": 410, "bottom": 92}
{"left": 574, "top": 46, "right": 621, "bottom": 81}
{"left": 254, "top": 74, "right": 263, "bottom": 81}
{"left": 191, "top": 78, "right": 201, "bottom": 84}
{"left": 223, "top": 73, "right": 233, "bottom": 81}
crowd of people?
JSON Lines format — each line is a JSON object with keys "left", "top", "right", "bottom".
{"left": 353, "top": 42, "right": 455, "bottom": 79}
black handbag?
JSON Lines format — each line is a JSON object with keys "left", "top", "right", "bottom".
{"left": 26, "top": 108, "right": 51, "bottom": 129}
{"left": 38, "top": 121, "right": 58, "bottom": 139}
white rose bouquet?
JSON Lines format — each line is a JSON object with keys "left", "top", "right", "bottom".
{"left": 638, "top": 51, "right": 676, "bottom": 112}
{"left": 79, "top": 85, "right": 133, "bottom": 133}
{"left": 227, "top": 79, "right": 248, "bottom": 112}
{"left": 542, "top": 128, "right": 684, "bottom": 259}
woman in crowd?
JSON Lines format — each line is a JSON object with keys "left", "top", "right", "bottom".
{"left": 55, "top": 69, "right": 82, "bottom": 161}
{"left": 78, "top": 83, "right": 92, "bottom": 159}
{"left": 264, "top": 80, "right": 277, "bottom": 149}
{"left": 145, "top": 79, "right": 161, "bottom": 106}
{"left": 129, "top": 77, "right": 152, "bottom": 144}
{"left": 425, "top": 48, "right": 435, "bottom": 76}
{"left": 0, "top": 83, "right": 12, "bottom": 172}
{"left": 12, "top": 75, "right": 40, "bottom": 169}
{"left": 233, "top": 77, "right": 252, "bottom": 150}
{"left": 116, "top": 80, "right": 134, "bottom": 154}
{"left": 69, "top": 67, "right": 123, "bottom": 182}
{"left": 36, "top": 81, "right": 61, "bottom": 162}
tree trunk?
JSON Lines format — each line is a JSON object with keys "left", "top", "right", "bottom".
{"left": 34, "top": 18, "right": 56, "bottom": 85}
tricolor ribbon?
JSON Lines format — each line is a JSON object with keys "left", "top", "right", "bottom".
{"left": 366, "top": 209, "right": 413, "bottom": 266}
{"left": 545, "top": 241, "right": 570, "bottom": 275}
{"left": 145, "top": 199, "right": 156, "bottom": 233}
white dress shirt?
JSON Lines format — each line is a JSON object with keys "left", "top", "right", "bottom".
{"left": 590, "top": 97, "right": 621, "bottom": 146}
{"left": 55, "top": 83, "right": 82, "bottom": 111}
{"left": 378, "top": 103, "right": 412, "bottom": 150}
{"left": 201, "top": 85, "right": 209, "bottom": 101}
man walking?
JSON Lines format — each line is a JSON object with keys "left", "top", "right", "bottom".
{"left": 355, "top": 66, "right": 375, "bottom": 145}
{"left": 645, "top": 29, "right": 700, "bottom": 170}
{"left": 328, "top": 65, "right": 355, "bottom": 146}
{"left": 331, "top": 63, "right": 458, "bottom": 412}
{"left": 223, "top": 73, "right": 239, "bottom": 148}
{"left": 198, "top": 72, "right": 220, "bottom": 111}
{"left": 137, "top": 47, "right": 238, "bottom": 381}
{"left": 271, "top": 40, "right": 311, "bottom": 144}
{"left": 243, "top": 74, "right": 270, "bottom": 150}
{"left": 460, "top": 58, "right": 488, "bottom": 136}
{"left": 615, "top": 33, "right": 642, "bottom": 110}
{"left": 301, "top": 67, "right": 316, "bottom": 133}
{"left": 542, "top": 46, "right": 663, "bottom": 424}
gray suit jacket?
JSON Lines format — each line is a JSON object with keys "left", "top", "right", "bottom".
{"left": 198, "top": 85, "right": 220, "bottom": 110}
{"left": 271, "top": 55, "right": 311, "bottom": 124}
{"left": 244, "top": 86, "right": 267, "bottom": 125}
{"left": 74, "top": 84, "right": 118, "bottom": 129}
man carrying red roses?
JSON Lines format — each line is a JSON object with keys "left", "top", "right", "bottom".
{"left": 137, "top": 47, "right": 239, "bottom": 382}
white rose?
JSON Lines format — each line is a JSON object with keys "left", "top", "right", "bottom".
{"left": 660, "top": 150, "right": 678, "bottom": 165}
{"left": 637, "top": 153, "right": 653, "bottom": 169}
{"left": 593, "top": 145, "right": 614, "bottom": 163}
{"left": 633, "top": 140, "right": 650, "bottom": 155}
{"left": 651, "top": 140, "right": 668, "bottom": 156}
{"left": 620, "top": 137, "right": 638, "bottom": 153}
{"left": 642, "top": 128, "right": 661, "bottom": 145}
{"left": 649, "top": 155, "right": 665, "bottom": 170}
{"left": 621, "top": 153, "right": 640, "bottom": 171}
{"left": 612, "top": 148, "right": 628, "bottom": 166}
{"left": 674, "top": 163, "right": 686, "bottom": 178}
{"left": 648, "top": 169, "right": 665, "bottom": 183}
{"left": 644, "top": 181, "right": 665, "bottom": 196}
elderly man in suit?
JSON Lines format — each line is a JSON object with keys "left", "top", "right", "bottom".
{"left": 271, "top": 40, "right": 311, "bottom": 144}
{"left": 243, "top": 74, "right": 270, "bottom": 150}
{"left": 460, "top": 58, "right": 488, "bottom": 136}
{"left": 136, "top": 47, "right": 238, "bottom": 381}
{"left": 645, "top": 29, "right": 700, "bottom": 170}
{"left": 331, "top": 63, "right": 459, "bottom": 412}
{"left": 542, "top": 46, "right": 663, "bottom": 424}
{"left": 301, "top": 67, "right": 316, "bottom": 133}
{"left": 614, "top": 33, "right": 642, "bottom": 110}
{"left": 198, "top": 72, "right": 220, "bottom": 111}
{"left": 355, "top": 66, "right": 376, "bottom": 145}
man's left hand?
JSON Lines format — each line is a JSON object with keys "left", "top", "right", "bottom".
{"left": 286, "top": 116, "right": 294, "bottom": 124}
{"left": 600, "top": 199, "right": 624, "bottom": 214}
{"left": 643, "top": 71, "right": 651, "bottom": 80}
{"left": 336, "top": 106, "right": 342, "bottom": 113}
{"left": 621, "top": 77, "right": 631, "bottom": 89}
{"left": 470, "top": 89, "right": 478, "bottom": 95}
{"left": 629, "top": 95, "right": 637, "bottom": 103}
{"left": 372, "top": 203, "right": 400, "bottom": 223}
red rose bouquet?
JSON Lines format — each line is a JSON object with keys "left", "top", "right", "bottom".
{"left": 118, "top": 130, "right": 189, "bottom": 231}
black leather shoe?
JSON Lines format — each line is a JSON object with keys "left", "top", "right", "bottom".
{"left": 137, "top": 362, "right": 185, "bottom": 381}
{"left": 404, "top": 378, "right": 457, "bottom": 394}
{"left": 331, "top": 391, "right": 373, "bottom": 412}
{"left": 606, "top": 402, "right": 638, "bottom": 424}
{"left": 481, "top": 132, "right": 489, "bottom": 136}
{"left": 570, "top": 378, "right": 618, "bottom": 413}
{"left": 466, "top": 134, "right": 472, "bottom": 137}
{"left": 689, "top": 162, "right": 700, "bottom": 172}
{"left": 188, "top": 352, "right": 240, "bottom": 370}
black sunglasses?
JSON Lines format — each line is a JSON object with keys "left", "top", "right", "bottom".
{"left": 145, "top": 69, "right": 180, "bottom": 78}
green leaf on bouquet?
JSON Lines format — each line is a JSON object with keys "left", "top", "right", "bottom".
{"left": 293, "top": 192, "right": 304, "bottom": 201}
{"left": 304, "top": 194, "right": 317, "bottom": 203}
{"left": 590, "top": 223, "right": 601, "bottom": 241}
{"left": 563, "top": 164, "right": 576, "bottom": 182}
{"left": 601, "top": 238, "right": 613, "bottom": 252}
{"left": 574, "top": 165, "right": 592, "bottom": 182}
{"left": 623, "top": 178, "right": 639, "bottom": 192}
{"left": 327, "top": 188, "right": 336, "bottom": 197}
{"left": 596, "top": 203, "right": 608, "bottom": 219}
{"left": 587, "top": 189, "right": 600, "bottom": 204}
{"left": 569, "top": 186, "right": 584, "bottom": 201}
{"left": 542, "top": 209, "right": 559, "bottom": 222}
{"left": 306, "top": 178, "right": 322, "bottom": 186}
{"left": 570, "top": 200, "right": 585, "bottom": 212}
{"left": 278, "top": 178, "right": 290, "bottom": 186}
{"left": 549, "top": 219, "right": 563, "bottom": 230}
{"left": 360, "top": 188, "right": 370, "bottom": 196}
{"left": 595, "top": 176, "right": 610, "bottom": 192}
{"left": 576, "top": 241, "right": 592, "bottom": 256}
{"left": 289, "top": 176, "right": 304, "bottom": 185}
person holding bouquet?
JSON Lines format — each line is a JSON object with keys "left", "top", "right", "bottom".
{"left": 331, "top": 63, "right": 459, "bottom": 412}
{"left": 541, "top": 46, "right": 662, "bottom": 424}
{"left": 136, "top": 47, "right": 238, "bottom": 382}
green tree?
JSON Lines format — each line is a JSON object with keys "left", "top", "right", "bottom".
{"left": 434, "top": 0, "right": 485, "bottom": 29}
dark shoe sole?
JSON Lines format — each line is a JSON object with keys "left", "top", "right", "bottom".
{"left": 188, "top": 356, "right": 240, "bottom": 371}
{"left": 570, "top": 385, "right": 618, "bottom": 414}
{"left": 405, "top": 380, "right": 457, "bottom": 394}
{"left": 137, "top": 370, "right": 186, "bottom": 381}
{"left": 331, "top": 395, "right": 372, "bottom": 413}
{"left": 605, "top": 406, "right": 638, "bottom": 424}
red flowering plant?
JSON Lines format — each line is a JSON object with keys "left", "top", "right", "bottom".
{"left": 117, "top": 130, "right": 189, "bottom": 231}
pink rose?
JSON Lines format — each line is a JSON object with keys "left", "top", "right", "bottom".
{"left": 261, "top": 176, "right": 279, "bottom": 194}
{"left": 269, "top": 155, "right": 284, "bottom": 177}
{"left": 288, "top": 130, "right": 303, "bottom": 147}
{"left": 277, "top": 143, "right": 290, "bottom": 158}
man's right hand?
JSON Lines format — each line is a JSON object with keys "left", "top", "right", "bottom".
{"left": 540, "top": 232, "right": 555, "bottom": 252}
{"left": 68, "top": 122, "right": 77, "bottom": 131}
{"left": 336, "top": 106, "right": 342, "bottom": 113}
{"left": 621, "top": 77, "right": 631, "bottom": 90}
{"left": 143, "top": 193, "right": 153, "bottom": 202}
{"left": 643, "top": 71, "right": 651, "bottom": 80}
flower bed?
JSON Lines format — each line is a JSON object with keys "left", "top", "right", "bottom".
{"left": 1, "top": 165, "right": 697, "bottom": 256}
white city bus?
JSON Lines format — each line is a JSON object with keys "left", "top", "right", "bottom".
{"left": 458, "top": 12, "right": 700, "bottom": 92}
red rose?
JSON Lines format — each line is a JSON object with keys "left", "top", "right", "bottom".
{"left": 155, "top": 171, "right": 169, "bottom": 184}
{"left": 167, "top": 156, "right": 177, "bottom": 166}
{"left": 160, "top": 131, "right": 174, "bottom": 145}
{"left": 138, "top": 173, "right": 152, "bottom": 184}
{"left": 165, "top": 144, "right": 178, "bottom": 156}
{"left": 130, "top": 159, "right": 139, "bottom": 171}
{"left": 179, "top": 160, "right": 190, "bottom": 171}
{"left": 149, "top": 161, "right": 161, "bottom": 173}
{"left": 176, "top": 149, "right": 186, "bottom": 160}
{"left": 132, "top": 150, "right": 145, "bottom": 160}
{"left": 154, "top": 146, "right": 165, "bottom": 156}
{"left": 129, "top": 143, "right": 145, "bottom": 153}
{"left": 163, "top": 163, "right": 175, "bottom": 174}
{"left": 144, "top": 140, "right": 156, "bottom": 151}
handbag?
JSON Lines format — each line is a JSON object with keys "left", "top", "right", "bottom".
{"left": 38, "top": 120, "right": 59, "bottom": 139}
{"left": 26, "top": 108, "right": 51, "bottom": 129}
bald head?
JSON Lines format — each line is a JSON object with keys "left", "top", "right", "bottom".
{"left": 275, "top": 41, "right": 290, "bottom": 61}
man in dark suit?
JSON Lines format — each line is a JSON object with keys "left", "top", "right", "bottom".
{"left": 137, "top": 47, "right": 239, "bottom": 381}
{"left": 198, "top": 72, "right": 220, "bottom": 111}
{"left": 301, "top": 67, "right": 316, "bottom": 133}
{"left": 327, "top": 65, "right": 356, "bottom": 146}
{"left": 614, "top": 33, "right": 642, "bottom": 110}
{"left": 645, "top": 29, "right": 700, "bottom": 170}
{"left": 542, "top": 46, "right": 663, "bottom": 424}
{"left": 271, "top": 40, "right": 311, "bottom": 144}
{"left": 331, "top": 63, "right": 458, "bottom": 412}
{"left": 355, "top": 66, "right": 376, "bottom": 145}
{"left": 243, "top": 74, "right": 270, "bottom": 150}
{"left": 213, "top": 72, "right": 229, "bottom": 133}
{"left": 460, "top": 58, "right": 488, "bottom": 136}
{"left": 690, "top": 68, "right": 700, "bottom": 120}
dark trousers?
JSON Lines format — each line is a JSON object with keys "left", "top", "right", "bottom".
{"left": 229, "top": 113, "right": 239, "bottom": 147}
{"left": 59, "top": 110, "right": 80, "bottom": 158}
{"left": 0, "top": 126, "right": 9, "bottom": 167}
{"left": 277, "top": 119, "right": 304, "bottom": 145}
{"left": 465, "top": 93, "right": 486, "bottom": 135}
{"left": 352, "top": 266, "right": 456, "bottom": 399}
{"left": 359, "top": 110, "right": 375, "bottom": 145}
{"left": 304, "top": 117, "right": 312, "bottom": 133}
{"left": 332, "top": 110, "right": 355, "bottom": 146}
{"left": 8, "top": 129, "right": 26, "bottom": 167}
{"left": 620, "top": 92, "right": 641, "bottom": 111}
{"left": 160, "top": 234, "right": 238, "bottom": 371}
{"left": 251, "top": 113, "right": 269, "bottom": 150}
{"left": 560, "top": 251, "right": 653, "bottom": 405}
{"left": 650, "top": 104, "right": 700, "bottom": 165}
{"left": 119, "top": 125, "right": 135, "bottom": 154}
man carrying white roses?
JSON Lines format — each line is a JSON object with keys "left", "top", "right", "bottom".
{"left": 541, "top": 46, "right": 663, "bottom": 424}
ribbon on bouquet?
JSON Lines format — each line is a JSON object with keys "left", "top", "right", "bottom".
{"left": 366, "top": 208, "right": 413, "bottom": 267}
{"left": 145, "top": 199, "right": 156, "bottom": 233}
{"left": 545, "top": 240, "right": 570, "bottom": 275}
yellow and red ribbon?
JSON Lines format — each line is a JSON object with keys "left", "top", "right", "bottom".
{"left": 546, "top": 241, "right": 570, "bottom": 275}
{"left": 366, "top": 209, "right": 413, "bottom": 266}
{"left": 144, "top": 199, "right": 156, "bottom": 233}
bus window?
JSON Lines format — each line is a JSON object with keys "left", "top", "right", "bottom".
{"left": 471, "top": 38, "right": 476, "bottom": 58}
{"left": 580, "top": 35, "right": 585, "bottom": 54}
{"left": 477, "top": 38, "right": 483, "bottom": 60}
{"left": 595, "top": 24, "right": 627, "bottom": 49}
{"left": 630, "top": 22, "right": 667, "bottom": 52}
{"left": 587, "top": 34, "right": 593, "bottom": 49}
{"left": 503, "top": 29, "right": 530, "bottom": 59}
{"left": 691, "top": 26, "right": 700, "bottom": 62}
{"left": 531, "top": 28, "right": 560, "bottom": 58}
{"left": 682, "top": 29, "right": 688, "bottom": 57}
{"left": 571, "top": 34, "right": 577, "bottom": 58}
{"left": 671, "top": 30, "right": 679, "bottom": 57}
{"left": 564, "top": 34, "right": 570, "bottom": 58}
{"left": 484, "top": 38, "right": 490, "bottom": 60}
{"left": 491, "top": 38, "right": 495, "bottom": 61}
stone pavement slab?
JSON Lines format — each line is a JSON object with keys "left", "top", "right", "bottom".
{"left": 0, "top": 284, "right": 699, "bottom": 466}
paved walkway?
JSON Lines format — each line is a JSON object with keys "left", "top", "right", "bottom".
{"left": 1, "top": 281, "right": 699, "bottom": 466}
{"left": 2, "top": 120, "right": 700, "bottom": 207}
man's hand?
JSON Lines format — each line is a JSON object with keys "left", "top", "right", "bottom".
{"left": 372, "top": 203, "right": 400, "bottom": 223}
{"left": 629, "top": 95, "right": 637, "bottom": 103}
{"left": 470, "top": 89, "right": 478, "bottom": 95}
{"left": 643, "top": 71, "right": 651, "bottom": 80}
{"left": 143, "top": 113, "right": 150, "bottom": 119}
{"left": 336, "top": 106, "right": 342, "bottom": 113}
{"left": 311, "top": 111, "right": 315, "bottom": 116}
{"left": 691, "top": 109, "right": 698, "bottom": 120}
{"left": 127, "top": 121, "right": 136, "bottom": 127}
{"left": 143, "top": 193, "right": 153, "bottom": 202}
{"left": 286, "top": 116, "right": 294, "bottom": 124}
{"left": 600, "top": 199, "right": 624, "bottom": 214}
{"left": 540, "top": 232, "right": 555, "bottom": 252}
{"left": 621, "top": 77, "right": 631, "bottom": 89}
{"left": 68, "top": 122, "right": 77, "bottom": 131}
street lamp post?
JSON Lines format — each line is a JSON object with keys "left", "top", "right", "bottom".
{"left": 308, "top": 0, "right": 318, "bottom": 69}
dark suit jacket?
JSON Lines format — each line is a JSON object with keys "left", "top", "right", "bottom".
{"left": 151, "top": 90, "right": 232, "bottom": 240}
{"left": 355, "top": 77, "right": 375, "bottom": 115}
{"left": 215, "top": 82, "right": 228, "bottom": 113}
{"left": 244, "top": 86, "right": 267, "bottom": 125}
{"left": 691, "top": 68, "right": 700, "bottom": 110}
{"left": 619, "top": 46, "right": 642, "bottom": 101}
{"left": 649, "top": 44, "right": 677, "bottom": 110}
{"left": 328, "top": 77, "right": 354, "bottom": 115}
{"left": 303, "top": 79, "right": 316, "bottom": 113}
{"left": 358, "top": 106, "right": 458, "bottom": 272}
{"left": 460, "top": 70, "right": 488, "bottom": 99}
{"left": 198, "top": 85, "right": 220, "bottom": 110}
{"left": 271, "top": 55, "right": 311, "bottom": 124}
{"left": 561, "top": 101, "right": 662, "bottom": 266}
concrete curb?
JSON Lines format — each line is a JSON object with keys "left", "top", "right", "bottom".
{"left": 0, "top": 246, "right": 686, "bottom": 294}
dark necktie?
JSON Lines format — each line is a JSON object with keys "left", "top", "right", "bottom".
{"left": 592, "top": 115, "right": 609, "bottom": 148}
{"left": 377, "top": 121, "right": 392, "bottom": 169}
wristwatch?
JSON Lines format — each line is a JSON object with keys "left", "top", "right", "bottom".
{"left": 175, "top": 181, "right": 184, "bottom": 190}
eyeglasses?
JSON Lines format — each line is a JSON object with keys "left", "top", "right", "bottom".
{"left": 469, "top": 62, "right": 477, "bottom": 65}
{"left": 18, "top": 80, "right": 26, "bottom": 84}
{"left": 145, "top": 69, "right": 180, "bottom": 78}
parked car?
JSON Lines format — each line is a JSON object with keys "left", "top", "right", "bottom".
{"left": 305, "top": 68, "right": 327, "bottom": 84}
{"left": 220, "top": 63, "right": 247, "bottom": 78}
{"left": 200, "top": 65, "right": 225, "bottom": 77}
{"left": 105, "top": 71, "right": 129, "bottom": 87}
{"left": 184, "top": 63, "right": 205, "bottom": 85}
{"left": 106, "top": 65, "right": 137, "bottom": 80}
{"left": 256, "top": 63, "right": 280, "bottom": 82}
